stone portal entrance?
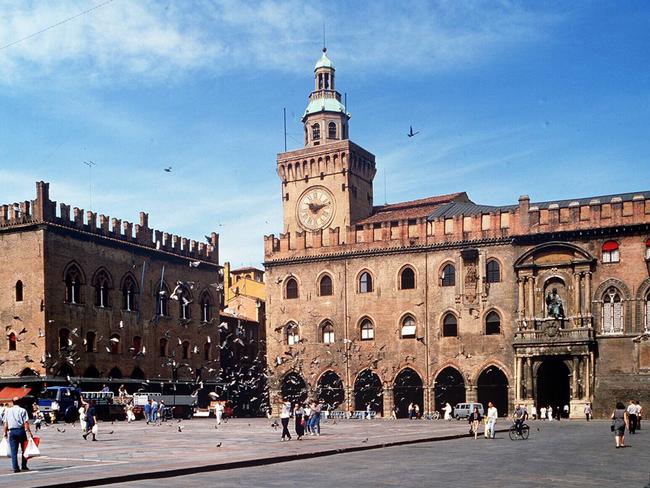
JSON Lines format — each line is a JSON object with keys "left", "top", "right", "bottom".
{"left": 536, "top": 358, "right": 570, "bottom": 416}
{"left": 393, "top": 368, "right": 423, "bottom": 418}
{"left": 477, "top": 367, "right": 509, "bottom": 416}
{"left": 434, "top": 367, "right": 465, "bottom": 412}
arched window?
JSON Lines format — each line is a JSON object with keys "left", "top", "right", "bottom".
{"left": 312, "top": 123, "right": 321, "bottom": 141}
{"left": 109, "top": 334, "right": 120, "bottom": 354}
{"left": 132, "top": 336, "right": 142, "bottom": 355}
{"left": 602, "top": 241, "right": 620, "bottom": 263}
{"left": 8, "top": 333, "right": 17, "bottom": 351}
{"left": 182, "top": 341, "right": 190, "bottom": 359}
{"left": 401, "top": 315, "right": 416, "bottom": 338}
{"left": 486, "top": 260, "right": 501, "bottom": 283}
{"left": 602, "top": 287, "right": 623, "bottom": 334}
{"left": 285, "top": 278, "right": 299, "bottom": 299}
{"left": 400, "top": 267, "right": 416, "bottom": 290}
{"left": 203, "top": 342, "right": 211, "bottom": 361}
{"left": 286, "top": 322, "right": 300, "bottom": 346}
{"left": 321, "top": 321, "right": 335, "bottom": 344}
{"left": 360, "top": 318, "right": 374, "bottom": 341}
{"left": 156, "top": 283, "right": 169, "bottom": 316}
{"left": 359, "top": 271, "right": 373, "bottom": 293}
{"left": 122, "top": 275, "right": 138, "bottom": 312}
{"left": 85, "top": 331, "right": 96, "bottom": 353}
{"left": 485, "top": 311, "right": 501, "bottom": 335}
{"left": 319, "top": 275, "right": 333, "bottom": 296}
{"left": 93, "top": 270, "right": 111, "bottom": 308}
{"left": 64, "top": 265, "right": 83, "bottom": 304}
{"left": 159, "top": 338, "right": 168, "bottom": 357}
{"left": 442, "top": 314, "right": 458, "bottom": 337}
{"left": 200, "top": 292, "right": 212, "bottom": 323}
{"left": 441, "top": 264, "right": 455, "bottom": 287}
{"left": 15, "top": 281, "right": 23, "bottom": 302}
{"left": 328, "top": 122, "right": 337, "bottom": 139}
{"left": 58, "top": 328, "right": 70, "bottom": 350}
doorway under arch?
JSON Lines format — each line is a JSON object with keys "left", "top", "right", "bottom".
{"left": 316, "top": 371, "right": 345, "bottom": 410}
{"left": 280, "top": 372, "right": 308, "bottom": 404}
{"left": 393, "top": 368, "right": 424, "bottom": 418}
{"left": 536, "top": 357, "right": 570, "bottom": 416}
{"left": 434, "top": 367, "right": 465, "bottom": 412}
{"left": 108, "top": 367, "right": 123, "bottom": 379}
{"left": 477, "top": 366, "right": 509, "bottom": 416}
{"left": 354, "top": 369, "right": 383, "bottom": 414}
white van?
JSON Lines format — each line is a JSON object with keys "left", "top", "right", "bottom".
{"left": 453, "top": 402, "right": 484, "bottom": 419}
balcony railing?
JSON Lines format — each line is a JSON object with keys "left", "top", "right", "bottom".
{"left": 514, "top": 319, "right": 595, "bottom": 345}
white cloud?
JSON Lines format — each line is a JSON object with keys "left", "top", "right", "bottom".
{"left": 0, "top": 0, "right": 561, "bottom": 86}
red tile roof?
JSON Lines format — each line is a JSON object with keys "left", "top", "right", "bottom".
{"left": 357, "top": 192, "right": 469, "bottom": 225}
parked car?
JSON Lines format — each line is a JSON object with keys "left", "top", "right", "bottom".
{"left": 453, "top": 402, "right": 484, "bottom": 419}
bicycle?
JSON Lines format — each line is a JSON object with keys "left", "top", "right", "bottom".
{"left": 423, "top": 411, "right": 441, "bottom": 420}
{"left": 508, "top": 421, "right": 530, "bottom": 440}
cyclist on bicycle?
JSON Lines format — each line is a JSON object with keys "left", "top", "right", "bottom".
{"left": 513, "top": 404, "right": 528, "bottom": 435}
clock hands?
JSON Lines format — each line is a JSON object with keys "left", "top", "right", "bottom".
{"left": 308, "top": 202, "right": 327, "bottom": 213}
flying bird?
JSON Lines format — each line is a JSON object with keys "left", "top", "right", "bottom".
{"left": 164, "top": 166, "right": 172, "bottom": 172}
{"left": 407, "top": 126, "right": 420, "bottom": 137}
{"left": 189, "top": 261, "right": 201, "bottom": 268}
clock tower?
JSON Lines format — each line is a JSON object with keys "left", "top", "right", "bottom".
{"left": 277, "top": 49, "right": 376, "bottom": 241}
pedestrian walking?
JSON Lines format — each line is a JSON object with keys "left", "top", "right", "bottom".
{"left": 540, "top": 406, "right": 546, "bottom": 421}
{"left": 486, "top": 401, "right": 498, "bottom": 439}
{"left": 82, "top": 400, "right": 97, "bottom": 441}
{"left": 414, "top": 404, "right": 420, "bottom": 419}
{"left": 2, "top": 397, "right": 34, "bottom": 473}
{"left": 150, "top": 398, "right": 159, "bottom": 424}
{"left": 215, "top": 401, "right": 224, "bottom": 426}
{"left": 390, "top": 405, "right": 397, "bottom": 420}
{"left": 126, "top": 402, "right": 135, "bottom": 423}
{"left": 531, "top": 404, "right": 537, "bottom": 420}
{"left": 563, "top": 404, "right": 569, "bottom": 419}
{"left": 365, "top": 403, "right": 372, "bottom": 420}
{"left": 144, "top": 399, "right": 151, "bottom": 424}
{"left": 313, "top": 401, "right": 322, "bottom": 434}
{"left": 280, "top": 400, "right": 292, "bottom": 441}
{"left": 584, "top": 403, "right": 592, "bottom": 421}
{"left": 468, "top": 406, "right": 482, "bottom": 440}
{"left": 611, "top": 401, "right": 629, "bottom": 448}
{"left": 294, "top": 404, "right": 305, "bottom": 440}
{"left": 78, "top": 404, "right": 87, "bottom": 432}
{"left": 636, "top": 401, "right": 642, "bottom": 430}
{"left": 547, "top": 405, "right": 553, "bottom": 421}
{"left": 626, "top": 400, "right": 637, "bottom": 434}
{"left": 443, "top": 402, "right": 453, "bottom": 421}
{"left": 304, "top": 403, "right": 312, "bottom": 434}
{"left": 408, "top": 402, "right": 414, "bottom": 419}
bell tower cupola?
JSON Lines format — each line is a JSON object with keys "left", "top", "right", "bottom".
{"left": 302, "top": 48, "right": 350, "bottom": 147}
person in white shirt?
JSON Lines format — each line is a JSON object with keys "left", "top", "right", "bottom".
{"left": 540, "top": 406, "right": 546, "bottom": 421}
{"left": 215, "top": 402, "right": 224, "bottom": 426}
{"left": 280, "top": 400, "right": 292, "bottom": 441}
{"left": 626, "top": 400, "right": 638, "bottom": 434}
{"left": 486, "top": 402, "right": 498, "bottom": 439}
{"left": 547, "top": 406, "right": 553, "bottom": 421}
{"left": 443, "top": 402, "right": 453, "bottom": 421}
{"left": 531, "top": 405, "right": 537, "bottom": 420}
{"left": 584, "top": 403, "right": 592, "bottom": 421}
{"left": 635, "top": 401, "right": 642, "bottom": 430}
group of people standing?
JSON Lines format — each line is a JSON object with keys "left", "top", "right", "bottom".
{"left": 280, "top": 400, "right": 322, "bottom": 441}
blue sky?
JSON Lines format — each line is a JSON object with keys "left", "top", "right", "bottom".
{"left": 0, "top": 1, "right": 648, "bottom": 267}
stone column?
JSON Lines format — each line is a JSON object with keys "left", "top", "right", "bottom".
{"left": 346, "top": 386, "right": 355, "bottom": 412}
{"left": 515, "top": 357, "right": 523, "bottom": 401}
{"left": 585, "top": 272, "right": 592, "bottom": 316}
{"left": 466, "top": 384, "right": 478, "bottom": 403}
{"left": 383, "top": 386, "right": 393, "bottom": 418}
{"left": 584, "top": 355, "right": 591, "bottom": 399}
{"left": 571, "top": 357, "right": 579, "bottom": 399}
{"left": 527, "top": 276, "right": 536, "bottom": 321}
{"left": 517, "top": 278, "right": 525, "bottom": 324}
{"left": 573, "top": 272, "right": 581, "bottom": 325}
{"left": 526, "top": 358, "right": 534, "bottom": 399}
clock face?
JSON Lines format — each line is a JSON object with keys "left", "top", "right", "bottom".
{"left": 297, "top": 187, "right": 335, "bottom": 230}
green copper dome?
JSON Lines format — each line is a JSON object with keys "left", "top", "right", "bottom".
{"left": 303, "top": 97, "right": 346, "bottom": 119}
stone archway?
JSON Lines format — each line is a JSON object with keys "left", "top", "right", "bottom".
{"left": 316, "top": 371, "right": 344, "bottom": 410}
{"left": 536, "top": 358, "right": 570, "bottom": 417}
{"left": 477, "top": 366, "right": 509, "bottom": 416}
{"left": 433, "top": 366, "right": 465, "bottom": 412}
{"left": 280, "top": 372, "right": 308, "bottom": 405}
{"left": 354, "top": 369, "right": 383, "bottom": 414}
{"left": 393, "top": 368, "right": 424, "bottom": 418}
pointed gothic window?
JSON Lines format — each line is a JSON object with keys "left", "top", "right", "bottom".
{"left": 64, "top": 264, "right": 83, "bottom": 304}
{"left": 159, "top": 338, "right": 168, "bottom": 357}
{"left": 319, "top": 275, "right": 333, "bottom": 296}
{"left": 486, "top": 260, "right": 501, "bottom": 283}
{"left": 200, "top": 292, "right": 212, "bottom": 322}
{"left": 286, "top": 322, "right": 300, "bottom": 346}
{"left": 441, "top": 264, "right": 455, "bottom": 287}
{"left": 400, "top": 267, "right": 416, "bottom": 290}
{"left": 321, "top": 321, "right": 335, "bottom": 344}
{"left": 602, "top": 241, "right": 620, "bottom": 263}
{"left": 360, "top": 319, "right": 374, "bottom": 341}
{"left": 602, "top": 288, "right": 623, "bottom": 334}
{"left": 93, "top": 270, "right": 111, "bottom": 308}
{"left": 401, "top": 315, "right": 416, "bottom": 338}
{"left": 285, "top": 278, "right": 299, "bottom": 299}
{"left": 485, "top": 311, "right": 501, "bottom": 335}
{"left": 182, "top": 341, "right": 190, "bottom": 359}
{"left": 122, "top": 275, "right": 138, "bottom": 312}
{"left": 442, "top": 314, "right": 458, "bottom": 337}
{"left": 312, "top": 123, "right": 320, "bottom": 141}
{"left": 359, "top": 272, "right": 373, "bottom": 293}
{"left": 85, "top": 331, "right": 96, "bottom": 353}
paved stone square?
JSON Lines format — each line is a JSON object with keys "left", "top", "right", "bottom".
{"left": 1, "top": 418, "right": 648, "bottom": 487}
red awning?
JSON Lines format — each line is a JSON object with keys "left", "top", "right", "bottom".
{"left": 602, "top": 241, "right": 619, "bottom": 252}
{"left": 646, "top": 238, "right": 650, "bottom": 247}
{"left": 0, "top": 386, "right": 32, "bottom": 403}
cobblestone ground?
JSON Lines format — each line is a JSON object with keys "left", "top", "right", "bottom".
{"left": 1, "top": 418, "right": 647, "bottom": 487}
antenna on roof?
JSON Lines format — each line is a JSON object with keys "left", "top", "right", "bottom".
{"left": 83, "top": 160, "right": 96, "bottom": 210}
{"left": 283, "top": 108, "right": 287, "bottom": 152}
{"left": 322, "top": 21, "right": 326, "bottom": 51}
